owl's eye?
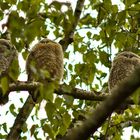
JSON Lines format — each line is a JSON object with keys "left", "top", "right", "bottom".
{"left": 123, "top": 54, "right": 135, "bottom": 58}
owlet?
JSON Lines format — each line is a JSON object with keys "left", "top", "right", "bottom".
{"left": 0, "top": 39, "right": 19, "bottom": 105}
{"left": 109, "top": 51, "right": 140, "bottom": 92}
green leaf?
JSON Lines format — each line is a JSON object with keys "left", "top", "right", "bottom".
{"left": 131, "top": 3, "right": 140, "bottom": 10}
{"left": 125, "top": 0, "right": 138, "bottom": 7}
{"left": 9, "top": 104, "right": 17, "bottom": 117}
{"left": 45, "top": 102, "right": 56, "bottom": 122}
{"left": 0, "top": 133, "right": 7, "bottom": 139}
{"left": 86, "top": 31, "right": 92, "bottom": 38}
{"left": 39, "top": 83, "right": 54, "bottom": 102}
{"left": 8, "top": 11, "right": 25, "bottom": 38}
{"left": 78, "top": 44, "right": 87, "bottom": 53}
{"left": 62, "top": 84, "right": 73, "bottom": 93}
{"left": 132, "top": 87, "right": 140, "bottom": 104}
{"left": 99, "top": 50, "right": 110, "bottom": 67}
{"left": 68, "top": 64, "right": 73, "bottom": 71}
{"left": 80, "top": 14, "right": 96, "bottom": 26}
{"left": 42, "top": 124, "right": 54, "bottom": 139}
{"left": 83, "top": 50, "right": 97, "bottom": 64}
{"left": 111, "top": 5, "right": 118, "bottom": 13}
{"left": 50, "top": 1, "right": 62, "bottom": 10}
{"left": 75, "top": 63, "right": 96, "bottom": 84}
{"left": 55, "top": 97, "right": 63, "bottom": 109}
{"left": 63, "top": 112, "right": 71, "bottom": 128}
{"left": 95, "top": 3, "right": 108, "bottom": 25}
{"left": 58, "top": 123, "right": 67, "bottom": 136}
{"left": 114, "top": 32, "right": 127, "bottom": 49}
{"left": 64, "top": 52, "right": 70, "bottom": 59}
{"left": 9, "top": 58, "right": 20, "bottom": 81}
{"left": 24, "top": 18, "right": 45, "bottom": 44}
{"left": 64, "top": 95, "right": 74, "bottom": 107}
{"left": 22, "top": 50, "right": 29, "bottom": 60}
{"left": 2, "top": 123, "right": 7, "bottom": 133}
{"left": 117, "top": 11, "right": 126, "bottom": 25}
{"left": 30, "top": 124, "right": 38, "bottom": 136}
{"left": 132, "top": 123, "right": 140, "bottom": 132}
{"left": 1, "top": 77, "right": 9, "bottom": 95}
{"left": 0, "top": 9, "right": 4, "bottom": 20}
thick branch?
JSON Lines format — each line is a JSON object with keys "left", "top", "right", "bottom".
{"left": 2, "top": 82, "right": 139, "bottom": 105}
{"left": 59, "top": 0, "right": 85, "bottom": 51}
{"left": 62, "top": 66, "right": 140, "bottom": 140}
{"left": 6, "top": 96, "right": 34, "bottom": 140}
{"left": 5, "top": 81, "right": 104, "bottom": 100}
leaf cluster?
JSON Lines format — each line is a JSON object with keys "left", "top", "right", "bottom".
{"left": 0, "top": 0, "right": 140, "bottom": 139}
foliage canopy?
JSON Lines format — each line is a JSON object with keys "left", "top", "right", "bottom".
{"left": 0, "top": 0, "right": 140, "bottom": 139}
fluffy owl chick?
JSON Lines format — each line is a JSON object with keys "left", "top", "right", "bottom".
{"left": 26, "top": 38, "right": 63, "bottom": 82}
{"left": 0, "top": 39, "right": 19, "bottom": 105}
{"left": 7, "top": 39, "right": 64, "bottom": 140}
{"left": 108, "top": 51, "right": 140, "bottom": 112}
{"left": 109, "top": 51, "right": 140, "bottom": 92}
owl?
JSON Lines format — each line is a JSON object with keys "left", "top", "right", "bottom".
{"left": 108, "top": 51, "right": 140, "bottom": 112}
{"left": 0, "top": 39, "right": 19, "bottom": 105}
{"left": 26, "top": 38, "right": 63, "bottom": 82}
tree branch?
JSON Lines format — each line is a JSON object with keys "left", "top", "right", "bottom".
{"left": 59, "top": 0, "right": 85, "bottom": 51}
{"left": 2, "top": 82, "right": 139, "bottom": 105}
{"left": 62, "top": 66, "right": 140, "bottom": 140}
{"left": 6, "top": 96, "right": 34, "bottom": 140}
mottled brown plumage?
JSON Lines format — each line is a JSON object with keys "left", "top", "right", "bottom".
{"left": 0, "top": 39, "right": 19, "bottom": 105}
{"left": 109, "top": 51, "right": 140, "bottom": 92}
{"left": 26, "top": 38, "right": 63, "bottom": 82}
{"left": 108, "top": 51, "right": 140, "bottom": 112}
{"left": 7, "top": 39, "right": 64, "bottom": 139}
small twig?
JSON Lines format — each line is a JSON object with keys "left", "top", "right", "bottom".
{"left": 59, "top": 0, "right": 85, "bottom": 51}
{"left": 103, "top": 116, "right": 111, "bottom": 140}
